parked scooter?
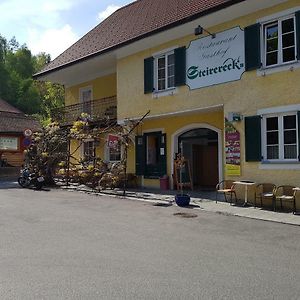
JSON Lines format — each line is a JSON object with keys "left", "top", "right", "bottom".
{"left": 18, "top": 168, "right": 45, "bottom": 190}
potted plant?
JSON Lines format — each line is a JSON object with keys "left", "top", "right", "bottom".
{"left": 174, "top": 153, "right": 191, "bottom": 207}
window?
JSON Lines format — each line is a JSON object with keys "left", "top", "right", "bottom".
{"left": 263, "top": 113, "right": 298, "bottom": 161}
{"left": 144, "top": 47, "right": 186, "bottom": 94}
{"left": 79, "top": 87, "right": 92, "bottom": 115}
{"left": 263, "top": 16, "right": 297, "bottom": 67}
{"left": 146, "top": 134, "right": 160, "bottom": 166}
{"left": 83, "top": 140, "right": 94, "bottom": 161}
{"left": 135, "top": 132, "right": 167, "bottom": 177}
{"left": 107, "top": 136, "right": 121, "bottom": 162}
{"left": 155, "top": 51, "right": 175, "bottom": 91}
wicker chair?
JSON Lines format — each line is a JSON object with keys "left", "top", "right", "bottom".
{"left": 274, "top": 185, "right": 296, "bottom": 213}
{"left": 216, "top": 180, "right": 237, "bottom": 204}
{"left": 254, "top": 183, "right": 276, "bottom": 208}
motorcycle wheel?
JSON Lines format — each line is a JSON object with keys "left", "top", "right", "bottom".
{"left": 35, "top": 181, "right": 43, "bottom": 190}
{"left": 18, "top": 177, "right": 30, "bottom": 188}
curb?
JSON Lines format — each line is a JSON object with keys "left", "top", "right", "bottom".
{"left": 60, "top": 185, "right": 300, "bottom": 227}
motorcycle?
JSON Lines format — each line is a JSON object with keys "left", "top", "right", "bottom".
{"left": 18, "top": 168, "right": 45, "bottom": 190}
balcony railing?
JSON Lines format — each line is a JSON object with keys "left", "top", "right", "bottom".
{"left": 52, "top": 96, "right": 117, "bottom": 125}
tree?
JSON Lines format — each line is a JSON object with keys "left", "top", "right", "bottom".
{"left": 0, "top": 33, "right": 64, "bottom": 122}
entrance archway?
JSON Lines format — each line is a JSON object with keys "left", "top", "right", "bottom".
{"left": 171, "top": 124, "right": 223, "bottom": 190}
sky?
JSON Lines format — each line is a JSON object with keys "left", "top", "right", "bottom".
{"left": 0, "top": 0, "right": 134, "bottom": 60}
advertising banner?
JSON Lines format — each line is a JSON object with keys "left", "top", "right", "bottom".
{"left": 225, "top": 119, "right": 241, "bottom": 176}
{"left": 186, "top": 27, "right": 245, "bottom": 90}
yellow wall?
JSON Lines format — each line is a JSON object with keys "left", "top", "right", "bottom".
{"left": 117, "top": 0, "right": 300, "bottom": 120}
{"left": 116, "top": 0, "right": 300, "bottom": 193}
{"left": 64, "top": 0, "right": 300, "bottom": 202}
{"left": 133, "top": 110, "right": 224, "bottom": 188}
{"left": 65, "top": 73, "right": 117, "bottom": 161}
{"left": 65, "top": 73, "right": 117, "bottom": 105}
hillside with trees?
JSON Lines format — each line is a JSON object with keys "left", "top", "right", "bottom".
{"left": 0, "top": 34, "right": 64, "bottom": 124}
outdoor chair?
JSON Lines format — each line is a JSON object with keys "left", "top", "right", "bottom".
{"left": 216, "top": 180, "right": 237, "bottom": 204}
{"left": 274, "top": 185, "right": 296, "bottom": 213}
{"left": 254, "top": 183, "right": 276, "bottom": 208}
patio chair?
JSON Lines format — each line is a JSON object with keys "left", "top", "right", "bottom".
{"left": 216, "top": 180, "right": 237, "bottom": 204}
{"left": 254, "top": 183, "right": 276, "bottom": 208}
{"left": 274, "top": 185, "right": 296, "bottom": 213}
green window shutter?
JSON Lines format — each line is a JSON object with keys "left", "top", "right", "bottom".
{"left": 144, "top": 57, "right": 154, "bottom": 94}
{"left": 174, "top": 47, "right": 186, "bottom": 86}
{"left": 245, "top": 116, "right": 262, "bottom": 162}
{"left": 297, "top": 111, "right": 300, "bottom": 161}
{"left": 296, "top": 11, "right": 300, "bottom": 60}
{"left": 244, "top": 23, "right": 261, "bottom": 71}
{"left": 135, "top": 135, "right": 145, "bottom": 175}
{"left": 159, "top": 133, "right": 167, "bottom": 176}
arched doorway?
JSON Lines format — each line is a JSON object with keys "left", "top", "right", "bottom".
{"left": 172, "top": 124, "right": 222, "bottom": 190}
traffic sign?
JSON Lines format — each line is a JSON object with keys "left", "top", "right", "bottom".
{"left": 23, "top": 129, "right": 33, "bottom": 137}
{"left": 23, "top": 137, "right": 32, "bottom": 148}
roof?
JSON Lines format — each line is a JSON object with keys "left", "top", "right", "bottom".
{"left": 0, "top": 98, "right": 22, "bottom": 114}
{"left": 0, "top": 112, "right": 40, "bottom": 133}
{"left": 34, "top": 0, "right": 245, "bottom": 78}
{"left": 0, "top": 99, "right": 40, "bottom": 133}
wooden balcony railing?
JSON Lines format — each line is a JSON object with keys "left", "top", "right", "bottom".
{"left": 51, "top": 96, "right": 117, "bottom": 125}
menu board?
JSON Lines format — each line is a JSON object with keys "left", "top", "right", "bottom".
{"left": 225, "top": 119, "right": 240, "bottom": 176}
{"left": 0, "top": 136, "right": 19, "bottom": 150}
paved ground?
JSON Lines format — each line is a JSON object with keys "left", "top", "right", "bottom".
{"left": 0, "top": 183, "right": 300, "bottom": 299}
{"left": 59, "top": 182, "right": 300, "bottom": 226}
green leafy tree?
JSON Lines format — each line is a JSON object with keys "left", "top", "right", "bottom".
{"left": 0, "top": 33, "right": 64, "bottom": 122}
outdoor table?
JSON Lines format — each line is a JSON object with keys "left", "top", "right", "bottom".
{"left": 233, "top": 180, "right": 256, "bottom": 206}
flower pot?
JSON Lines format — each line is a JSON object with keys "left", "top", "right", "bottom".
{"left": 175, "top": 194, "right": 190, "bottom": 207}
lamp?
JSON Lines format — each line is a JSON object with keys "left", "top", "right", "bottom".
{"left": 194, "top": 25, "right": 216, "bottom": 38}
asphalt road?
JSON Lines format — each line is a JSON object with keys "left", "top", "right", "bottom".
{"left": 0, "top": 183, "right": 300, "bottom": 299}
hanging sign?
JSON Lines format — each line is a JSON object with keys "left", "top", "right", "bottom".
{"left": 186, "top": 27, "right": 245, "bottom": 90}
{"left": 225, "top": 119, "right": 241, "bottom": 176}
{"left": 107, "top": 135, "right": 120, "bottom": 149}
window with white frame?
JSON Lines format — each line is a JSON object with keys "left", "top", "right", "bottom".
{"left": 107, "top": 135, "right": 121, "bottom": 162}
{"left": 263, "top": 15, "right": 297, "bottom": 67}
{"left": 109, "top": 144, "right": 121, "bottom": 162}
{"left": 263, "top": 113, "right": 298, "bottom": 161}
{"left": 83, "top": 140, "right": 94, "bottom": 161}
{"left": 79, "top": 87, "right": 92, "bottom": 115}
{"left": 155, "top": 51, "right": 175, "bottom": 91}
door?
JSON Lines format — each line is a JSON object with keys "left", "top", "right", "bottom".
{"left": 80, "top": 87, "right": 92, "bottom": 115}
{"left": 192, "top": 144, "right": 218, "bottom": 188}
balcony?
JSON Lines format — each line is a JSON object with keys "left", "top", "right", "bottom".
{"left": 52, "top": 96, "right": 117, "bottom": 126}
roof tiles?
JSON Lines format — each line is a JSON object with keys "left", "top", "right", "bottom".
{"left": 37, "top": 0, "right": 243, "bottom": 76}
{"left": 0, "top": 99, "right": 40, "bottom": 133}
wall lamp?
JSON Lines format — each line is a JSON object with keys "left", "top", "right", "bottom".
{"left": 194, "top": 25, "right": 216, "bottom": 38}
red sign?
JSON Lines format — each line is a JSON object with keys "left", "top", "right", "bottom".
{"left": 107, "top": 135, "right": 119, "bottom": 149}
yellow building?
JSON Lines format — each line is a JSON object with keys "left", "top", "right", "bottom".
{"left": 35, "top": 0, "right": 300, "bottom": 204}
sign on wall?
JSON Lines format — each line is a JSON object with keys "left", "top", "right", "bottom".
{"left": 225, "top": 119, "right": 241, "bottom": 176}
{"left": 0, "top": 137, "right": 19, "bottom": 150}
{"left": 107, "top": 134, "right": 120, "bottom": 149}
{"left": 186, "top": 27, "right": 245, "bottom": 90}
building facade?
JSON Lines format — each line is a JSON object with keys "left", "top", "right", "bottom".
{"left": 0, "top": 99, "right": 40, "bottom": 167}
{"left": 35, "top": 0, "right": 300, "bottom": 202}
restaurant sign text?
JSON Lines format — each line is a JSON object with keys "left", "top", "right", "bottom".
{"left": 186, "top": 27, "right": 245, "bottom": 90}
